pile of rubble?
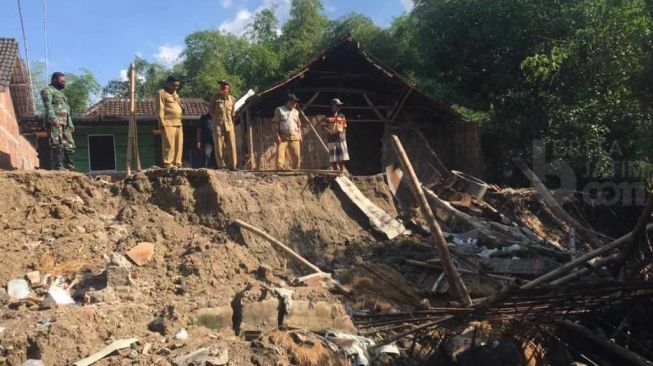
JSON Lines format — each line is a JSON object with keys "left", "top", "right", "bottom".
{"left": 0, "top": 141, "right": 651, "bottom": 365}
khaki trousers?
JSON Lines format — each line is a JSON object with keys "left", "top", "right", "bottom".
{"left": 276, "top": 136, "right": 301, "bottom": 170}
{"left": 161, "top": 125, "right": 183, "bottom": 166}
{"left": 213, "top": 128, "right": 237, "bottom": 169}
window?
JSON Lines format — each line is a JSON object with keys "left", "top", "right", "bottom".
{"left": 88, "top": 135, "right": 116, "bottom": 171}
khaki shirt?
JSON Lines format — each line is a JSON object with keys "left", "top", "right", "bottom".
{"left": 157, "top": 89, "right": 183, "bottom": 127}
{"left": 209, "top": 95, "right": 235, "bottom": 132}
{"left": 273, "top": 106, "right": 301, "bottom": 140}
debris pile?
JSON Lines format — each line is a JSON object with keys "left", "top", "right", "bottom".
{"left": 0, "top": 147, "right": 651, "bottom": 365}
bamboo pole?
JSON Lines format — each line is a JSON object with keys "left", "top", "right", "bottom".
{"left": 521, "top": 224, "right": 653, "bottom": 289}
{"left": 298, "top": 92, "right": 328, "bottom": 153}
{"left": 389, "top": 88, "right": 412, "bottom": 125}
{"left": 621, "top": 192, "right": 653, "bottom": 264}
{"left": 391, "top": 135, "right": 472, "bottom": 307}
{"left": 125, "top": 63, "right": 135, "bottom": 176}
{"left": 513, "top": 158, "right": 603, "bottom": 249}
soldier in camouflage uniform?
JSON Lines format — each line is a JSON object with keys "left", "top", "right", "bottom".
{"left": 41, "top": 72, "right": 75, "bottom": 170}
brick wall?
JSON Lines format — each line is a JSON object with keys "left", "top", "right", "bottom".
{"left": 0, "top": 89, "right": 38, "bottom": 170}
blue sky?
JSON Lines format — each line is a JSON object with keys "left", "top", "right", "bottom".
{"left": 1, "top": 0, "right": 412, "bottom": 87}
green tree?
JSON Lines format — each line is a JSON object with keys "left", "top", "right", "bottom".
{"left": 279, "top": 0, "right": 328, "bottom": 73}
{"left": 247, "top": 8, "right": 279, "bottom": 47}
{"left": 102, "top": 57, "right": 169, "bottom": 98}
{"left": 63, "top": 68, "right": 101, "bottom": 115}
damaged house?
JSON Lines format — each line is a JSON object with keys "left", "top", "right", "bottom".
{"left": 0, "top": 38, "right": 38, "bottom": 170}
{"left": 238, "top": 36, "right": 484, "bottom": 179}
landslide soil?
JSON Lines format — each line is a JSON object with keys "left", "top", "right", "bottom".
{"left": 0, "top": 169, "right": 403, "bottom": 365}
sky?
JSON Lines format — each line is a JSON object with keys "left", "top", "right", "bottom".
{"left": 0, "top": 0, "right": 413, "bottom": 87}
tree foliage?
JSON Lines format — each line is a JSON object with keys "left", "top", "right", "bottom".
{"left": 91, "top": 0, "right": 653, "bottom": 182}
{"left": 62, "top": 68, "right": 101, "bottom": 115}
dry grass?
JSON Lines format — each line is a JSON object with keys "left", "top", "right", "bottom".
{"left": 268, "top": 330, "right": 348, "bottom": 366}
{"left": 39, "top": 254, "right": 90, "bottom": 276}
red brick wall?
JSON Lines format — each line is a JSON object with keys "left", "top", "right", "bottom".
{"left": 0, "top": 89, "right": 38, "bottom": 170}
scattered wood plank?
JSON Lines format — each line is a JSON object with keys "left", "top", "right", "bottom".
{"left": 512, "top": 158, "right": 603, "bottom": 249}
{"left": 73, "top": 338, "right": 138, "bottom": 366}
{"left": 335, "top": 176, "right": 406, "bottom": 240}
{"left": 391, "top": 135, "right": 472, "bottom": 307}
{"left": 521, "top": 224, "right": 653, "bottom": 289}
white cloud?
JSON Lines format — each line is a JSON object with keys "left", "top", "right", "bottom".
{"left": 399, "top": 0, "right": 414, "bottom": 11}
{"left": 218, "top": 0, "right": 292, "bottom": 36}
{"left": 219, "top": 9, "right": 253, "bottom": 35}
{"left": 119, "top": 69, "right": 128, "bottom": 82}
{"left": 154, "top": 44, "right": 184, "bottom": 68}
{"left": 220, "top": 0, "right": 233, "bottom": 8}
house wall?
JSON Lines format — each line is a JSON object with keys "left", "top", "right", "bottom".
{"left": 0, "top": 88, "right": 38, "bottom": 170}
{"left": 250, "top": 115, "right": 329, "bottom": 170}
{"left": 73, "top": 125, "right": 159, "bottom": 173}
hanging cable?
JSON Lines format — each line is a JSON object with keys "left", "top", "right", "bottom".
{"left": 16, "top": 0, "right": 37, "bottom": 112}
{"left": 43, "top": 0, "right": 48, "bottom": 80}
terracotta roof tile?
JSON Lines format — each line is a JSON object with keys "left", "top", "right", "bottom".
{"left": 84, "top": 97, "right": 208, "bottom": 118}
{"left": 0, "top": 38, "right": 19, "bottom": 91}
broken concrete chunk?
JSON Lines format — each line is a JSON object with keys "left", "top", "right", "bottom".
{"left": 7, "top": 279, "right": 30, "bottom": 300}
{"left": 109, "top": 252, "right": 132, "bottom": 269}
{"left": 172, "top": 347, "right": 228, "bottom": 366}
{"left": 284, "top": 300, "right": 356, "bottom": 332}
{"left": 195, "top": 306, "right": 233, "bottom": 331}
{"left": 25, "top": 271, "right": 41, "bottom": 285}
{"left": 125, "top": 242, "right": 155, "bottom": 266}
{"left": 106, "top": 265, "right": 131, "bottom": 287}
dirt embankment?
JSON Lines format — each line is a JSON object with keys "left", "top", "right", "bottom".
{"left": 0, "top": 169, "right": 397, "bottom": 365}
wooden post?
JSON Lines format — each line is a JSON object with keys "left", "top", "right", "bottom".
{"left": 521, "top": 224, "right": 653, "bottom": 289}
{"left": 125, "top": 63, "right": 136, "bottom": 176}
{"left": 513, "top": 158, "right": 603, "bottom": 249}
{"left": 246, "top": 109, "right": 255, "bottom": 170}
{"left": 389, "top": 88, "right": 412, "bottom": 125}
{"left": 391, "top": 135, "right": 472, "bottom": 307}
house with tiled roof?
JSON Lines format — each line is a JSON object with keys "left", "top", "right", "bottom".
{"left": 22, "top": 96, "right": 209, "bottom": 173}
{"left": 0, "top": 37, "right": 38, "bottom": 170}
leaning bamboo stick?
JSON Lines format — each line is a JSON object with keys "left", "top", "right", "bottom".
{"left": 522, "top": 224, "right": 653, "bottom": 289}
{"left": 234, "top": 219, "right": 350, "bottom": 294}
{"left": 513, "top": 158, "right": 603, "bottom": 249}
{"left": 391, "top": 135, "right": 472, "bottom": 307}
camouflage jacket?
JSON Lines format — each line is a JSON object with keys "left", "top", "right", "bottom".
{"left": 41, "top": 85, "right": 74, "bottom": 128}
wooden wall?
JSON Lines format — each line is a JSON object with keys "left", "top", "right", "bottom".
{"left": 73, "top": 125, "right": 159, "bottom": 173}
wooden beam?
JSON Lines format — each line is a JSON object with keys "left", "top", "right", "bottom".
{"left": 304, "top": 104, "right": 391, "bottom": 111}
{"left": 521, "top": 224, "right": 653, "bottom": 289}
{"left": 299, "top": 92, "right": 328, "bottom": 153}
{"left": 513, "top": 158, "right": 603, "bottom": 249}
{"left": 362, "top": 93, "right": 388, "bottom": 123}
{"left": 391, "top": 135, "right": 472, "bottom": 307}
{"left": 390, "top": 88, "right": 412, "bottom": 125}
{"left": 246, "top": 108, "right": 255, "bottom": 170}
{"left": 415, "top": 129, "right": 450, "bottom": 178}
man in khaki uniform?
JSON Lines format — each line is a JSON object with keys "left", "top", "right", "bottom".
{"left": 156, "top": 76, "right": 184, "bottom": 167}
{"left": 273, "top": 94, "right": 302, "bottom": 170}
{"left": 209, "top": 80, "right": 237, "bottom": 170}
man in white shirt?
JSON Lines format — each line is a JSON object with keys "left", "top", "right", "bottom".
{"left": 273, "top": 93, "right": 302, "bottom": 170}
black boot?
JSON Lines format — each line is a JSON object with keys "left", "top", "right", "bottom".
{"left": 51, "top": 147, "right": 63, "bottom": 170}
{"left": 63, "top": 149, "right": 75, "bottom": 170}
